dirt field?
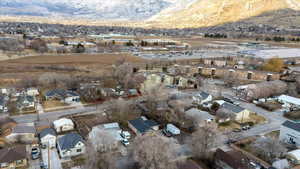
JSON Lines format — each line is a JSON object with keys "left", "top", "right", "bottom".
{"left": 1, "top": 53, "right": 145, "bottom": 65}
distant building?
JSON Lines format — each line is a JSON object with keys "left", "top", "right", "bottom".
{"left": 192, "top": 91, "right": 213, "bottom": 105}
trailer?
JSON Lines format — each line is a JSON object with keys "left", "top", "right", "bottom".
{"left": 166, "top": 124, "right": 180, "bottom": 135}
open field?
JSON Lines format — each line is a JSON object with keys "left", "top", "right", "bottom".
{"left": 1, "top": 53, "right": 145, "bottom": 65}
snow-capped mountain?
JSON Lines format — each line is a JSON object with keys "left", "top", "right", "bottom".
{"left": 0, "top": 0, "right": 196, "bottom": 20}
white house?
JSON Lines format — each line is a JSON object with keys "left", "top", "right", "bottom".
{"left": 192, "top": 91, "right": 213, "bottom": 105}
{"left": 39, "top": 128, "right": 56, "bottom": 148}
{"left": 88, "top": 123, "right": 123, "bottom": 152}
{"left": 278, "top": 95, "right": 300, "bottom": 111}
{"left": 279, "top": 120, "right": 300, "bottom": 146}
{"left": 287, "top": 149, "right": 300, "bottom": 165}
{"left": 53, "top": 118, "right": 74, "bottom": 133}
{"left": 57, "top": 133, "right": 85, "bottom": 158}
{"left": 26, "top": 88, "right": 39, "bottom": 96}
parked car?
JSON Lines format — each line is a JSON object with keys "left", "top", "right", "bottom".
{"left": 224, "top": 98, "right": 234, "bottom": 104}
{"left": 121, "top": 139, "right": 130, "bottom": 146}
{"left": 232, "top": 128, "right": 241, "bottom": 132}
{"left": 31, "top": 147, "right": 40, "bottom": 160}
{"left": 162, "top": 129, "right": 172, "bottom": 137}
{"left": 40, "top": 162, "right": 48, "bottom": 169}
{"left": 165, "top": 124, "right": 180, "bottom": 135}
{"left": 242, "top": 125, "right": 251, "bottom": 130}
{"left": 120, "top": 131, "right": 131, "bottom": 139}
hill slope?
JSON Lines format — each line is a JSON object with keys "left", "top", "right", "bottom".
{"left": 149, "top": 0, "right": 300, "bottom": 28}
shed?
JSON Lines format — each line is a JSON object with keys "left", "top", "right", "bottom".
{"left": 53, "top": 118, "right": 74, "bottom": 133}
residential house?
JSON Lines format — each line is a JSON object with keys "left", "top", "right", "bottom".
{"left": 0, "top": 117, "right": 17, "bottom": 137}
{"left": 287, "top": 149, "right": 300, "bottom": 165}
{"left": 45, "top": 89, "right": 80, "bottom": 104}
{"left": 192, "top": 91, "right": 213, "bottom": 105}
{"left": 88, "top": 123, "right": 123, "bottom": 152}
{"left": 0, "top": 95, "right": 8, "bottom": 113}
{"left": 219, "top": 102, "right": 251, "bottom": 122}
{"left": 177, "top": 160, "right": 208, "bottom": 169}
{"left": 279, "top": 120, "right": 300, "bottom": 146}
{"left": 16, "top": 95, "right": 35, "bottom": 111}
{"left": 0, "top": 146, "right": 27, "bottom": 169}
{"left": 26, "top": 88, "right": 39, "bottom": 96}
{"left": 128, "top": 117, "right": 159, "bottom": 136}
{"left": 185, "top": 108, "right": 215, "bottom": 124}
{"left": 214, "top": 148, "right": 256, "bottom": 169}
{"left": 57, "top": 133, "right": 85, "bottom": 158}
{"left": 278, "top": 95, "right": 300, "bottom": 111}
{"left": 6, "top": 123, "right": 36, "bottom": 143}
{"left": 39, "top": 128, "right": 56, "bottom": 148}
{"left": 53, "top": 118, "right": 74, "bottom": 133}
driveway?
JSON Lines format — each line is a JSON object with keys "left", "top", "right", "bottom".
{"left": 41, "top": 148, "right": 62, "bottom": 169}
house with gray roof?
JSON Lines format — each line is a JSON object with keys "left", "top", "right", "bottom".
{"left": 185, "top": 108, "right": 215, "bottom": 124}
{"left": 219, "top": 102, "right": 251, "bottom": 122}
{"left": 45, "top": 89, "right": 80, "bottom": 104}
{"left": 57, "top": 133, "right": 85, "bottom": 158}
{"left": 128, "top": 117, "right": 159, "bottom": 136}
{"left": 16, "top": 94, "right": 35, "bottom": 111}
{"left": 280, "top": 120, "right": 300, "bottom": 146}
{"left": 39, "top": 128, "right": 56, "bottom": 148}
{"left": 192, "top": 91, "right": 212, "bottom": 105}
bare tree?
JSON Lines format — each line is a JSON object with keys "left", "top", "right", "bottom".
{"left": 38, "top": 73, "right": 70, "bottom": 88}
{"left": 131, "top": 133, "right": 180, "bottom": 169}
{"left": 251, "top": 137, "right": 287, "bottom": 162}
{"left": 112, "top": 62, "right": 133, "bottom": 87}
{"left": 187, "top": 124, "right": 219, "bottom": 159}
{"left": 143, "top": 85, "right": 170, "bottom": 113}
{"left": 106, "top": 99, "right": 140, "bottom": 125}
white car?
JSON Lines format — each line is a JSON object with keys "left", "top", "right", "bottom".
{"left": 120, "top": 131, "right": 131, "bottom": 139}
{"left": 121, "top": 139, "right": 130, "bottom": 146}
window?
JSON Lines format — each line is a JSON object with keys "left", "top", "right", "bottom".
{"left": 76, "top": 149, "right": 82, "bottom": 153}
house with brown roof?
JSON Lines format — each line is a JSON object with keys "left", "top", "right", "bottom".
{"left": 214, "top": 148, "right": 257, "bottom": 169}
{"left": 0, "top": 146, "right": 27, "bottom": 169}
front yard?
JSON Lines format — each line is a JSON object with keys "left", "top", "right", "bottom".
{"left": 42, "top": 100, "right": 68, "bottom": 109}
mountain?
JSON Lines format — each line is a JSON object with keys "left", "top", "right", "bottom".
{"left": 149, "top": 0, "right": 300, "bottom": 28}
{"left": 0, "top": 0, "right": 300, "bottom": 28}
{"left": 0, "top": 0, "right": 195, "bottom": 20}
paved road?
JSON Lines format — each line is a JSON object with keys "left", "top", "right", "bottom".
{"left": 11, "top": 106, "right": 97, "bottom": 123}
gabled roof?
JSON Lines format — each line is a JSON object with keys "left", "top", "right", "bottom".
{"left": 185, "top": 108, "right": 214, "bottom": 120}
{"left": 58, "top": 133, "right": 84, "bottom": 150}
{"left": 215, "top": 149, "right": 252, "bottom": 169}
{"left": 45, "top": 89, "right": 79, "bottom": 98}
{"left": 221, "top": 102, "right": 245, "bottom": 113}
{"left": 129, "top": 117, "right": 158, "bottom": 134}
{"left": 39, "top": 128, "right": 56, "bottom": 138}
{"left": 0, "top": 146, "right": 26, "bottom": 163}
{"left": 282, "top": 120, "right": 300, "bottom": 132}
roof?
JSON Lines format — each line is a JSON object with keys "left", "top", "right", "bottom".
{"left": 53, "top": 118, "right": 74, "bottom": 127}
{"left": 215, "top": 148, "right": 252, "bottom": 169}
{"left": 39, "top": 128, "right": 56, "bottom": 138}
{"left": 46, "top": 89, "right": 79, "bottom": 98}
{"left": 282, "top": 120, "right": 300, "bottom": 132}
{"left": 0, "top": 146, "right": 26, "bottom": 163}
{"left": 185, "top": 108, "right": 214, "bottom": 120}
{"left": 177, "top": 160, "right": 206, "bottom": 169}
{"left": 58, "top": 133, "right": 84, "bottom": 150}
{"left": 278, "top": 95, "right": 300, "bottom": 106}
{"left": 129, "top": 117, "right": 158, "bottom": 134}
{"left": 199, "top": 91, "right": 210, "bottom": 100}
{"left": 221, "top": 102, "right": 246, "bottom": 113}
{"left": 17, "top": 95, "right": 34, "bottom": 103}
{"left": 288, "top": 149, "right": 300, "bottom": 161}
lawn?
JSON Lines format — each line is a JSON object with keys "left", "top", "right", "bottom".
{"left": 42, "top": 100, "right": 68, "bottom": 109}
{"left": 257, "top": 101, "right": 282, "bottom": 111}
